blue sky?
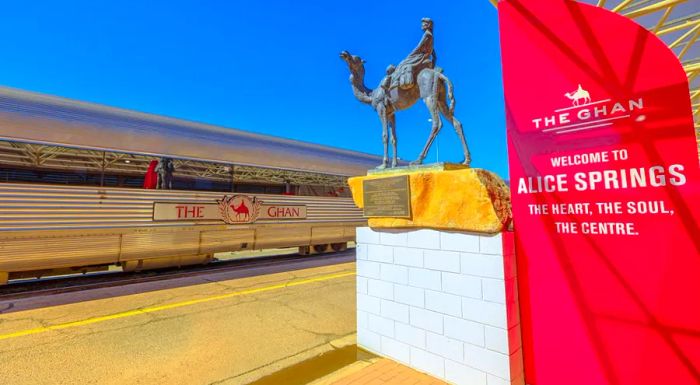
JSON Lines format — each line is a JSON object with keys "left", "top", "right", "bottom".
{"left": 0, "top": 1, "right": 507, "bottom": 177}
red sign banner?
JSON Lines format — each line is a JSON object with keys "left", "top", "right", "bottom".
{"left": 498, "top": 1, "right": 700, "bottom": 385}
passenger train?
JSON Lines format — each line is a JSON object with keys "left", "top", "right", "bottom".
{"left": 0, "top": 87, "right": 378, "bottom": 284}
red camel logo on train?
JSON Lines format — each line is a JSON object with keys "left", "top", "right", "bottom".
{"left": 218, "top": 194, "right": 261, "bottom": 224}
{"left": 230, "top": 201, "right": 249, "bottom": 221}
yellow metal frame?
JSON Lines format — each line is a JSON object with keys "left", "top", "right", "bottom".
{"left": 0, "top": 140, "right": 350, "bottom": 188}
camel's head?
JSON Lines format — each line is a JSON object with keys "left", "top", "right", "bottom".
{"left": 339, "top": 50, "right": 366, "bottom": 78}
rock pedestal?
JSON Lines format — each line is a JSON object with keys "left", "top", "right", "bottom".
{"left": 348, "top": 164, "right": 512, "bottom": 233}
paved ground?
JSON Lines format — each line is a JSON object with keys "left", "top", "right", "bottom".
{"left": 310, "top": 358, "right": 449, "bottom": 385}
{"left": 0, "top": 261, "right": 357, "bottom": 385}
{"left": 328, "top": 359, "right": 449, "bottom": 385}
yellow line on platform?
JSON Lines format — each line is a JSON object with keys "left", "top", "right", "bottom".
{"left": 0, "top": 270, "right": 356, "bottom": 341}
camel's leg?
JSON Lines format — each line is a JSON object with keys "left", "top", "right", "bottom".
{"left": 389, "top": 113, "right": 398, "bottom": 167}
{"left": 412, "top": 95, "right": 442, "bottom": 165}
{"left": 377, "top": 107, "right": 389, "bottom": 169}
{"left": 439, "top": 102, "right": 471, "bottom": 167}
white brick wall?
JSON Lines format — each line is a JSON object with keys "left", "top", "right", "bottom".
{"left": 406, "top": 229, "right": 441, "bottom": 249}
{"left": 395, "top": 322, "right": 426, "bottom": 349}
{"left": 440, "top": 231, "right": 480, "bottom": 253}
{"left": 356, "top": 227, "right": 519, "bottom": 385}
{"left": 357, "top": 292, "right": 380, "bottom": 314}
{"left": 446, "top": 359, "right": 488, "bottom": 385}
{"left": 395, "top": 284, "right": 425, "bottom": 307}
{"left": 379, "top": 230, "right": 408, "bottom": 247}
{"left": 427, "top": 332, "right": 464, "bottom": 362}
{"left": 409, "top": 307, "right": 444, "bottom": 334}
{"left": 444, "top": 315, "right": 485, "bottom": 347}
{"left": 381, "top": 336, "right": 411, "bottom": 364}
{"left": 394, "top": 247, "right": 423, "bottom": 267}
{"left": 408, "top": 267, "right": 442, "bottom": 290}
{"left": 410, "top": 347, "right": 446, "bottom": 378}
{"left": 381, "top": 299, "right": 410, "bottom": 323}
{"left": 356, "top": 259, "right": 381, "bottom": 280}
{"left": 424, "top": 250, "right": 461, "bottom": 273}
{"left": 485, "top": 326, "right": 509, "bottom": 354}
{"left": 381, "top": 263, "right": 408, "bottom": 285}
{"left": 368, "top": 278, "right": 394, "bottom": 300}
{"left": 443, "top": 272, "right": 482, "bottom": 299}
{"left": 425, "top": 290, "right": 462, "bottom": 317}
{"left": 368, "top": 313, "right": 395, "bottom": 337}
{"left": 483, "top": 278, "right": 506, "bottom": 304}
{"left": 367, "top": 244, "right": 393, "bottom": 263}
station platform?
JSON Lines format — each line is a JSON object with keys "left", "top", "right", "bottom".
{"left": 0, "top": 251, "right": 452, "bottom": 385}
{"left": 0, "top": 255, "right": 357, "bottom": 384}
{"left": 316, "top": 358, "right": 449, "bottom": 385}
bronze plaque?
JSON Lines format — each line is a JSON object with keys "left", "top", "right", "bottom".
{"left": 363, "top": 175, "right": 411, "bottom": 218}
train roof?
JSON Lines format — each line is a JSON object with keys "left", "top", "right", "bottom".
{"left": 0, "top": 86, "right": 381, "bottom": 176}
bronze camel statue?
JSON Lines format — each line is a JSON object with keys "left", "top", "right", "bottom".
{"left": 340, "top": 51, "right": 471, "bottom": 168}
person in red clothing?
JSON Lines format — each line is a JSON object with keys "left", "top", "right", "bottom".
{"left": 143, "top": 159, "right": 158, "bottom": 189}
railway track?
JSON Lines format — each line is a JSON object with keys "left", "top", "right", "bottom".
{"left": 0, "top": 250, "right": 355, "bottom": 302}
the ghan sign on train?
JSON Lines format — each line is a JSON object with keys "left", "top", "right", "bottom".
{"left": 152, "top": 195, "right": 307, "bottom": 223}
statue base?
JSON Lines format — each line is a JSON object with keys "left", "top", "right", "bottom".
{"left": 348, "top": 163, "right": 512, "bottom": 233}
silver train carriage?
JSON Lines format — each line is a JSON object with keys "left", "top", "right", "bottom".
{"left": 0, "top": 87, "right": 378, "bottom": 284}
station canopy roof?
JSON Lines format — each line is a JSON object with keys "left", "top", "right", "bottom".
{"left": 0, "top": 86, "right": 382, "bottom": 183}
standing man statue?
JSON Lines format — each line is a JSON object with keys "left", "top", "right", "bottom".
{"left": 155, "top": 157, "right": 175, "bottom": 190}
{"left": 392, "top": 18, "right": 437, "bottom": 90}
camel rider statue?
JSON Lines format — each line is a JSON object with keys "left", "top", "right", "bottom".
{"left": 391, "top": 18, "right": 437, "bottom": 90}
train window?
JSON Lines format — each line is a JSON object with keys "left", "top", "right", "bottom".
{"left": 235, "top": 184, "right": 284, "bottom": 194}
{"left": 299, "top": 185, "right": 351, "bottom": 197}
{"left": 0, "top": 140, "right": 350, "bottom": 196}
{"left": 0, "top": 141, "right": 99, "bottom": 186}
{"left": 0, "top": 140, "right": 235, "bottom": 191}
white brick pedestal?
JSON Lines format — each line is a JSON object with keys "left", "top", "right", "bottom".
{"left": 356, "top": 227, "right": 523, "bottom": 385}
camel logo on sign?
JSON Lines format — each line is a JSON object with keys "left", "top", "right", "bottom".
{"left": 218, "top": 195, "right": 262, "bottom": 224}
{"left": 529, "top": 85, "right": 644, "bottom": 136}
{"left": 564, "top": 84, "right": 591, "bottom": 106}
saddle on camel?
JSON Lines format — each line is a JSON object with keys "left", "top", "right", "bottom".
{"left": 391, "top": 18, "right": 437, "bottom": 90}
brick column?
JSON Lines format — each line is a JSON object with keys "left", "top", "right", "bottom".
{"left": 356, "top": 227, "right": 524, "bottom": 385}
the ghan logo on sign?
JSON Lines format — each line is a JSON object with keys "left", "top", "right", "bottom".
{"left": 530, "top": 84, "right": 644, "bottom": 135}
{"left": 153, "top": 195, "right": 306, "bottom": 223}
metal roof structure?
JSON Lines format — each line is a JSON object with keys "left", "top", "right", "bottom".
{"left": 489, "top": 0, "right": 699, "bottom": 153}
{"left": 0, "top": 140, "right": 355, "bottom": 188}
{"left": 0, "top": 86, "right": 382, "bottom": 179}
